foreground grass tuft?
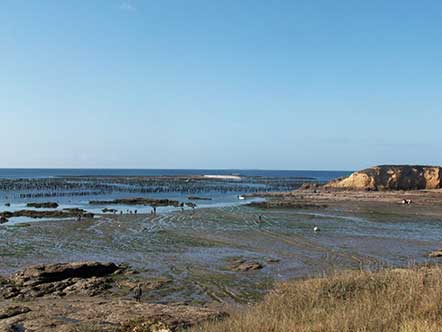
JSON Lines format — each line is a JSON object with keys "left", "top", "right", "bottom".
{"left": 191, "top": 265, "right": 442, "bottom": 332}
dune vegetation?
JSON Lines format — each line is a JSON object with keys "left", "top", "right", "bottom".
{"left": 191, "top": 264, "right": 442, "bottom": 332}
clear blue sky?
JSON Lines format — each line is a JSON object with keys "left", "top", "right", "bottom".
{"left": 1, "top": 1, "right": 441, "bottom": 170}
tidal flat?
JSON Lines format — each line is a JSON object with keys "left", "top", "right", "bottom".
{"left": 1, "top": 196, "right": 441, "bottom": 305}
{"left": 0, "top": 178, "right": 442, "bottom": 332}
{"left": 1, "top": 173, "right": 442, "bottom": 331}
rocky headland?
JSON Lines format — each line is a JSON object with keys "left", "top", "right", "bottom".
{"left": 325, "top": 165, "right": 442, "bottom": 191}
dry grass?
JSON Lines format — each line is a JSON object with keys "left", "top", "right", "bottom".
{"left": 191, "top": 265, "right": 442, "bottom": 332}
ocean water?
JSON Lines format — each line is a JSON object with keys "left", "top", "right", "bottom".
{"left": 0, "top": 168, "right": 350, "bottom": 181}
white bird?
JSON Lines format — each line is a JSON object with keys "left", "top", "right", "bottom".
{"left": 313, "top": 226, "right": 320, "bottom": 232}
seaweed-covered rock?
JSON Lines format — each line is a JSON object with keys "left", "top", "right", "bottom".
{"left": 26, "top": 202, "right": 59, "bottom": 209}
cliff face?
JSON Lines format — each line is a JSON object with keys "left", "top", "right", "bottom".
{"left": 325, "top": 165, "right": 442, "bottom": 190}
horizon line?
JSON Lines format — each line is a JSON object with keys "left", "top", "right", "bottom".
{"left": 0, "top": 167, "right": 353, "bottom": 172}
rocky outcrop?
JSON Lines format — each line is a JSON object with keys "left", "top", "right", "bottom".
{"left": 11, "top": 261, "right": 120, "bottom": 286}
{"left": 227, "top": 258, "right": 264, "bottom": 272}
{"left": 0, "top": 262, "right": 122, "bottom": 300}
{"left": 325, "top": 165, "right": 442, "bottom": 191}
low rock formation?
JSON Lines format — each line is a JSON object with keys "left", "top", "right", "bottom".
{"left": 89, "top": 197, "right": 183, "bottom": 207}
{"left": 26, "top": 202, "right": 59, "bottom": 209}
{"left": 102, "top": 208, "right": 118, "bottom": 213}
{"left": 188, "top": 196, "right": 212, "bottom": 201}
{"left": 227, "top": 259, "right": 264, "bottom": 272}
{"left": 1, "top": 262, "right": 121, "bottom": 300}
{"left": 0, "top": 209, "right": 94, "bottom": 220}
{"left": 325, "top": 165, "right": 442, "bottom": 191}
{"left": 11, "top": 261, "right": 120, "bottom": 286}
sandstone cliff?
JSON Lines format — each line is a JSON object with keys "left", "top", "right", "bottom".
{"left": 325, "top": 165, "right": 442, "bottom": 191}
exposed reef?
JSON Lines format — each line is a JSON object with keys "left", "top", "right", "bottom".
{"left": 89, "top": 197, "right": 183, "bottom": 207}
{"left": 26, "top": 202, "right": 59, "bottom": 209}
{"left": 0, "top": 209, "right": 94, "bottom": 221}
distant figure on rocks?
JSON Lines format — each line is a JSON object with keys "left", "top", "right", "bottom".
{"left": 134, "top": 283, "right": 142, "bottom": 302}
{"left": 153, "top": 206, "right": 157, "bottom": 214}
{"left": 134, "top": 210, "right": 137, "bottom": 214}
{"left": 258, "top": 215, "right": 262, "bottom": 222}
{"left": 77, "top": 215, "right": 82, "bottom": 221}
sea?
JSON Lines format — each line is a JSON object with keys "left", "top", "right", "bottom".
{"left": 0, "top": 168, "right": 351, "bottom": 224}
{"left": 0, "top": 168, "right": 350, "bottom": 181}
